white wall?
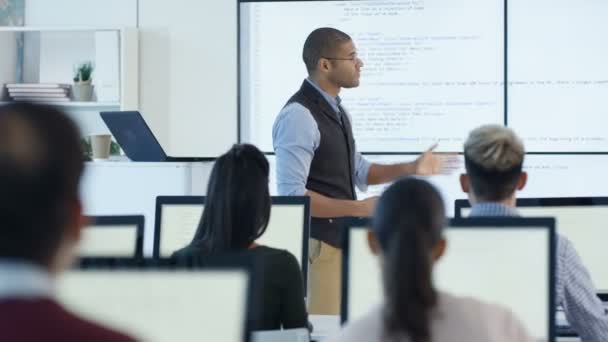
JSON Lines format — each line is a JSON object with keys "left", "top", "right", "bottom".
{"left": 25, "top": 0, "right": 138, "bottom": 27}
{"left": 138, "top": 0, "right": 238, "bottom": 157}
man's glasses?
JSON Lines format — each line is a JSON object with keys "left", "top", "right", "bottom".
{"left": 321, "top": 53, "right": 360, "bottom": 62}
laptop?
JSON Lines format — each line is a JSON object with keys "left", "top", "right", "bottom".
{"left": 100, "top": 111, "right": 206, "bottom": 162}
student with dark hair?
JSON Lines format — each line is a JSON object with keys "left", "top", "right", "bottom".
{"left": 460, "top": 125, "right": 608, "bottom": 341}
{"left": 329, "top": 178, "right": 532, "bottom": 342}
{"left": 172, "top": 144, "right": 308, "bottom": 331}
{"left": 0, "top": 102, "right": 136, "bottom": 342}
{"left": 273, "top": 26, "right": 457, "bottom": 315}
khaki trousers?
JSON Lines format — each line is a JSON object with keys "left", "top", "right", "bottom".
{"left": 307, "top": 238, "right": 342, "bottom": 315}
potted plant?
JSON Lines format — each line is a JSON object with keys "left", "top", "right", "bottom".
{"left": 72, "top": 61, "right": 94, "bottom": 101}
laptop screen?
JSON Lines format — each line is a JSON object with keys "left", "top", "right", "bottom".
{"left": 456, "top": 198, "right": 608, "bottom": 293}
{"left": 342, "top": 218, "right": 555, "bottom": 341}
{"left": 57, "top": 259, "right": 250, "bottom": 342}
{"left": 79, "top": 216, "right": 143, "bottom": 258}
{"left": 100, "top": 111, "right": 167, "bottom": 162}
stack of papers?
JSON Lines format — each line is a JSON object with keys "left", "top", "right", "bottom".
{"left": 6, "top": 83, "right": 71, "bottom": 102}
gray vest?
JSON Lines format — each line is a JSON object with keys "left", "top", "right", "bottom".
{"left": 285, "top": 80, "right": 357, "bottom": 247}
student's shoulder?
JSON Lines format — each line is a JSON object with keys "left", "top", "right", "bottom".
{"left": 171, "top": 245, "right": 204, "bottom": 260}
{"left": 253, "top": 246, "right": 298, "bottom": 265}
{"left": 51, "top": 300, "right": 139, "bottom": 342}
{"left": 439, "top": 292, "right": 533, "bottom": 341}
{"left": 442, "top": 292, "right": 510, "bottom": 320}
{"left": 556, "top": 233, "right": 577, "bottom": 258}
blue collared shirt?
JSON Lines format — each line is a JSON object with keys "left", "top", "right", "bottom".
{"left": 0, "top": 259, "right": 54, "bottom": 300}
{"left": 272, "top": 78, "right": 371, "bottom": 196}
{"left": 469, "top": 202, "right": 608, "bottom": 342}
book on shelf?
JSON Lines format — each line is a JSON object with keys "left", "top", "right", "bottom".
{"left": 8, "top": 88, "right": 69, "bottom": 94}
{"left": 5, "top": 83, "right": 72, "bottom": 103}
{"left": 12, "top": 97, "right": 71, "bottom": 102}
{"left": 6, "top": 83, "right": 71, "bottom": 89}
{"left": 10, "top": 92, "right": 69, "bottom": 98}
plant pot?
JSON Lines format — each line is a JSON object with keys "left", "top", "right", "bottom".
{"left": 72, "top": 83, "right": 94, "bottom": 102}
{"left": 90, "top": 134, "right": 112, "bottom": 161}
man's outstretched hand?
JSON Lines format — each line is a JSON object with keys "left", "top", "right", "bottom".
{"left": 414, "top": 144, "right": 460, "bottom": 176}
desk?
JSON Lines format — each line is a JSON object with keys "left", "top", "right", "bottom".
{"left": 310, "top": 315, "right": 340, "bottom": 341}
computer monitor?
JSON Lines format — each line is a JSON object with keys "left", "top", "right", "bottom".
{"left": 154, "top": 196, "right": 310, "bottom": 289}
{"left": 341, "top": 217, "right": 556, "bottom": 342}
{"left": 79, "top": 216, "right": 144, "bottom": 258}
{"left": 455, "top": 197, "right": 608, "bottom": 294}
{"left": 57, "top": 258, "right": 251, "bottom": 342}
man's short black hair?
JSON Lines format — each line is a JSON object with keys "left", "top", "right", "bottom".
{"left": 302, "top": 27, "right": 352, "bottom": 74}
{"left": 0, "top": 102, "right": 84, "bottom": 266}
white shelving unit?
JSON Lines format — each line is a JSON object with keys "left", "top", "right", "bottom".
{"left": 0, "top": 26, "right": 138, "bottom": 135}
{"left": 0, "top": 101, "right": 121, "bottom": 107}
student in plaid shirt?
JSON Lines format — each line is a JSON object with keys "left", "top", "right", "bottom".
{"left": 459, "top": 124, "right": 608, "bottom": 341}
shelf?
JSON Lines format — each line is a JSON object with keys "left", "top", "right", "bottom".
{"left": 0, "top": 26, "right": 126, "bottom": 33}
{"left": 0, "top": 101, "right": 120, "bottom": 108}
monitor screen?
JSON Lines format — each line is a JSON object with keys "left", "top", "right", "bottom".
{"left": 155, "top": 197, "right": 309, "bottom": 268}
{"left": 57, "top": 267, "right": 249, "bottom": 342}
{"left": 343, "top": 218, "right": 554, "bottom": 341}
{"left": 516, "top": 206, "right": 608, "bottom": 293}
{"left": 79, "top": 216, "right": 143, "bottom": 258}
{"left": 457, "top": 198, "right": 608, "bottom": 293}
{"left": 239, "top": 0, "right": 504, "bottom": 153}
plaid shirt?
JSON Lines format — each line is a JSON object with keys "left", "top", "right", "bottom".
{"left": 469, "top": 202, "right": 608, "bottom": 341}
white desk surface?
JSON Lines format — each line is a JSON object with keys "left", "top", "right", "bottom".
{"left": 310, "top": 315, "right": 340, "bottom": 341}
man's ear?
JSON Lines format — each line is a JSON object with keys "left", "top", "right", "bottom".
{"left": 432, "top": 238, "right": 447, "bottom": 262}
{"left": 66, "top": 199, "right": 85, "bottom": 243}
{"left": 459, "top": 173, "right": 470, "bottom": 193}
{"left": 517, "top": 171, "right": 528, "bottom": 191}
{"left": 319, "top": 58, "right": 331, "bottom": 72}
{"left": 367, "top": 230, "right": 381, "bottom": 256}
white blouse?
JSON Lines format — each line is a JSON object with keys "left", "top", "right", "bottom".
{"left": 328, "top": 292, "right": 534, "bottom": 342}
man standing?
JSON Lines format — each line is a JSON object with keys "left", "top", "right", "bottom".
{"left": 0, "top": 103, "right": 136, "bottom": 341}
{"left": 273, "top": 27, "right": 454, "bottom": 314}
{"left": 459, "top": 124, "right": 608, "bottom": 341}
